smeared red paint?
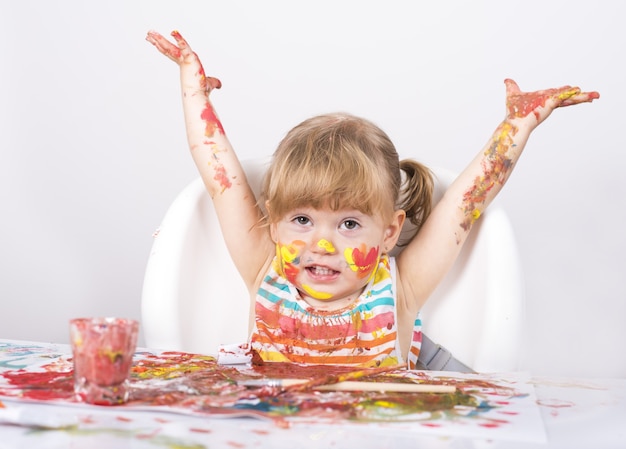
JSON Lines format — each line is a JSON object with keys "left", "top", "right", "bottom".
{"left": 189, "top": 427, "right": 212, "bottom": 433}
{"left": 1, "top": 370, "right": 74, "bottom": 400}
{"left": 421, "top": 422, "right": 442, "bottom": 428}
{"left": 279, "top": 264, "right": 299, "bottom": 285}
{"left": 201, "top": 102, "right": 225, "bottom": 137}
{"left": 460, "top": 122, "right": 517, "bottom": 232}
{"left": 213, "top": 164, "right": 232, "bottom": 191}
{"left": 136, "top": 429, "right": 161, "bottom": 440}
{"left": 347, "top": 245, "right": 379, "bottom": 278}
{"left": 0, "top": 342, "right": 525, "bottom": 428}
{"left": 505, "top": 79, "right": 599, "bottom": 121}
{"left": 479, "top": 422, "right": 501, "bottom": 428}
{"left": 507, "top": 92, "right": 550, "bottom": 121}
{"left": 170, "top": 30, "right": 184, "bottom": 45}
{"left": 479, "top": 417, "right": 510, "bottom": 429}
{"left": 80, "top": 416, "right": 97, "bottom": 425}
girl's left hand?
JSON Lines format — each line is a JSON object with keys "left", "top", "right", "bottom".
{"left": 504, "top": 79, "right": 600, "bottom": 128}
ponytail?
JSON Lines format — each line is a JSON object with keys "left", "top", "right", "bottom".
{"left": 397, "top": 159, "right": 434, "bottom": 245}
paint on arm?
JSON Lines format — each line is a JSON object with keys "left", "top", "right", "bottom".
{"left": 460, "top": 122, "right": 517, "bottom": 231}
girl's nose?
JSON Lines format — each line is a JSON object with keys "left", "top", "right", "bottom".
{"left": 314, "top": 238, "right": 336, "bottom": 254}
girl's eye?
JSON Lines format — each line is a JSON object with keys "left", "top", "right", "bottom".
{"left": 294, "top": 216, "right": 311, "bottom": 226}
{"left": 341, "top": 220, "right": 360, "bottom": 230}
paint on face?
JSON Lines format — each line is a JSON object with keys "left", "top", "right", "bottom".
{"left": 280, "top": 241, "right": 304, "bottom": 264}
{"left": 276, "top": 241, "right": 306, "bottom": 285}
{"left": 317, "top": 239, "right": 336, "bottom": 253}
{"left": 344, "top": 244, "right": 380, "bottom": 280}
{"left": 278, "top": 241, "right": 334, "bottom": 300}
{"left": 460, "top": 122, "right": 517, "bottom": 232}
{"left": 301, "top": 284, "right": 333, "bottom": 300}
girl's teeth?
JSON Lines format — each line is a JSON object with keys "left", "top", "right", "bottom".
{"left": 312, "top": 266, "right": 334, "bottom": 275}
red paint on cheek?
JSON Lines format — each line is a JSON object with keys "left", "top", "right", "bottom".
{"left": 351, "top": 245, "right": 379, "bottom": 278}
{"left": 283, "top": 263, "right": 300, "bottom": 284}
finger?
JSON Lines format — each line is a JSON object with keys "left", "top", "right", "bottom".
{"left": 171, "top": 30, "right": 187, "bottom": 46}
{"left": 146, "top": 31, "right": 182, "bottom": 61}
{"left": 559, "top": 91, "right": 600, "bottom": 106}
{"left": 170, "top": 30, "right": 194, "bottom": 57}
{"left": 556, "top": 86, "right": 581, "bottom": 100}
{"left": 504, "top": 79, "right": 521, "bottom": 96}
{"left": 207, "top": 76, "right": 222, "bottom": 90}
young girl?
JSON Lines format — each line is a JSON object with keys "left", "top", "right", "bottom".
{"left": 146, "top": 30, "right": 599, "bottom": 369}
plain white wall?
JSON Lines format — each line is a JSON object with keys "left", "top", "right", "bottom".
{"left": 1, "top": 0, "right": 624, "bottom": 378}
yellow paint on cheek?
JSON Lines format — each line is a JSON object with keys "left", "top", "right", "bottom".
{"left": 302, "top": 284, "right": 333, "bottom": 300}
{"left": 279, "top": 240, "right": 305, "bottom": 264}
{"left": 317, "top": 239, "right": 336, "bottom": 253}
{"left": 344, "top": 248, "right": 357, "bottom": 272}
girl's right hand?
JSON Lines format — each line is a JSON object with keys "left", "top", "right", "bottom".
{"left": 146, "top": 30, "right": 222, "bottom": 94}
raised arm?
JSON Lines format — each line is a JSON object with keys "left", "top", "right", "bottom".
{"left": 146, "top": 30, "right": 274, "bottom": 288}
{"left": 397, "top": 79, "right": 599, "bottom": 313}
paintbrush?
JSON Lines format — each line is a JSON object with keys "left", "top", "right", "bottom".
{"left": 280, "top": 363, "right": 404, "bottom": 393}
{"left": 239, "top": 363, "right": 456, "bottom": 394}
{"left": 238, "top": 378, "right": 456, "bottom": 393}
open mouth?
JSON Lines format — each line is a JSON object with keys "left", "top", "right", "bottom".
{"left": 306, "top": 265, "right": 340, "bottom": 278}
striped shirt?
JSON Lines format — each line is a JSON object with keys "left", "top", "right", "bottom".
{"left": 250, "top": 255, "right": 422, "bottom": 368}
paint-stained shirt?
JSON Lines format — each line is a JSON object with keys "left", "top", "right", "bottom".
{"left": 250, "top": 255, "right": 423, "bottom": 368}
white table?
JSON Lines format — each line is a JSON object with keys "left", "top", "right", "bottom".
{"left": 0, "top": 339, "right": 624, "bottom": 448}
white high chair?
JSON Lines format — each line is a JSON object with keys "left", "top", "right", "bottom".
{"left": 142, "top": 158, "right": 525, "bottom": 372}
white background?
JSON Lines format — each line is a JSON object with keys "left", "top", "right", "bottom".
{"left": 1, "top": 0, "right": 624, "bottom": 378}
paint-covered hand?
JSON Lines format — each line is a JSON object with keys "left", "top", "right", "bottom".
{"left": 146, "top": 30, "right": 222, "bottom": 94}
{"left": 504, "top": 79, "right": 599, "bottom": 129}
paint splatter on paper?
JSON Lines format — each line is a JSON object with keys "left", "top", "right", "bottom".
{"left": 0, "top": 340, "right": 546, "bottom": 441}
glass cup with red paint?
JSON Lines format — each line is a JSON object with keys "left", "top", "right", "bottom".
{"left": 69, "top": 317, "right": 139, "bottom": 405}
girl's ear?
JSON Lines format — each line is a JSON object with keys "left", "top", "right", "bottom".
{"left": 383, "top": 209, "right": 406, "bottom": 252}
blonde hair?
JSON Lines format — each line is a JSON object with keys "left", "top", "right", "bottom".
{"left": 262, "top": 113, "right": 433, "bottom": 237}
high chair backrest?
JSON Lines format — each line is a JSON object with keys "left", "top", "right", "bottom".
{"left": 142, "top": 158, "right": 525, "bottom": 372}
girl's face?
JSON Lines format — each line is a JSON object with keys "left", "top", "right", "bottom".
{"left": 270, "top": 206, "right": 404, "bottom": 310}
